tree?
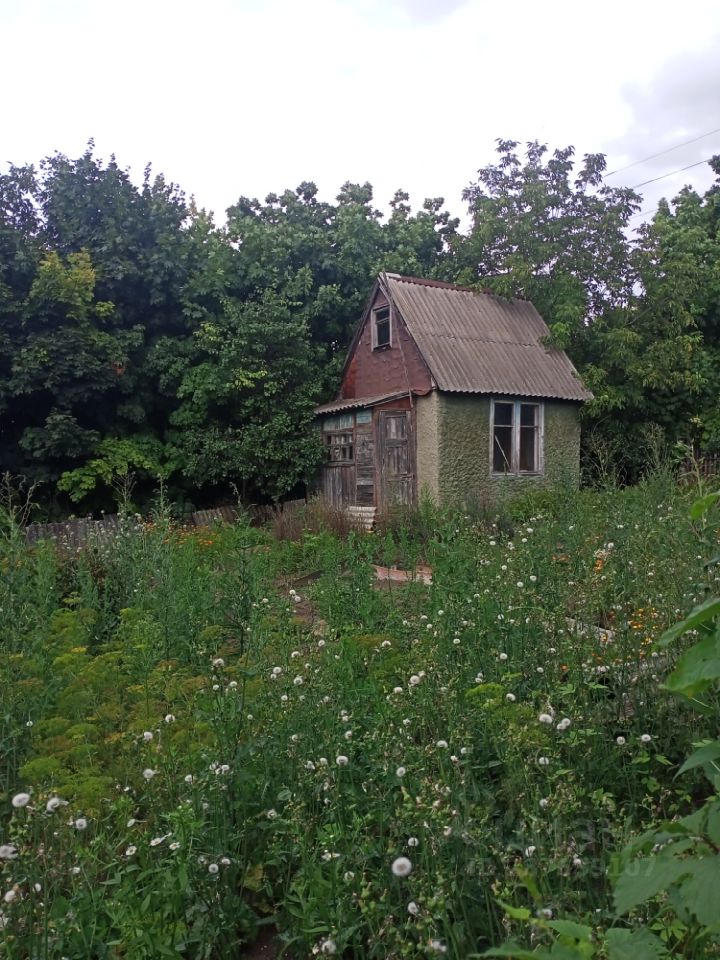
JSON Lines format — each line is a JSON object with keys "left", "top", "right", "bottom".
{"left": 166, "top": 291, "right": 323, "bottom": 502}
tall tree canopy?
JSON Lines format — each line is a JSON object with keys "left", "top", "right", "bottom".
{"left": 459, "top": 141, "right": 720, "bottom": 477}
{"left": 0, "top": 146, "right": 457, "bottom": 513}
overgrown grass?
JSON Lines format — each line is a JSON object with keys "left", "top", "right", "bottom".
{"left": 1, "top": 476, "right": 718, "bottom": 957}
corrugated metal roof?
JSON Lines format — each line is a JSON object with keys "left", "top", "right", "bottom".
{"left": 315, "top": 392, "right": 408, "bottom": 415}
{"left": 382, "top": 274, "right": 593, "bottom": 402}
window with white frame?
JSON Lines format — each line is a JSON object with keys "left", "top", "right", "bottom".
{"left": 372, "top": 306, "right": 391, "bottom": 349}
{"left": 491, "top": 400, "right": 543, "bottom": 475}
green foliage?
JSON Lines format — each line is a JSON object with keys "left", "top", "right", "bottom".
{"left": 459, "top": 141, "right": 720, "bottom": 480}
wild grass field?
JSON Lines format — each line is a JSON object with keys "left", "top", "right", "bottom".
{"left": 1, "top": 476, "right": 719, "bottom": 959}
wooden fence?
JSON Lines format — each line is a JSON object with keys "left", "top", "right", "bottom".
{"left": 24, "top": 500, "right": 305, "bottom": 549}
{"left": 679, "top": 452, "right": 720, "bottom": 484}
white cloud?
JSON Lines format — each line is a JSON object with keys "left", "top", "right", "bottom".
{"left": 2, "top": 0, "right": 719, "bottom": 225}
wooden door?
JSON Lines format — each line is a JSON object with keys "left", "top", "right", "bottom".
{"left": 378, "top": 410, "right": 415, "bottom": 507}
{"left": 355, "top": 428, "right": 375, "bottom": 505}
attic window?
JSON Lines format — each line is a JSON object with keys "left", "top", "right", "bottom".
{"left": 372, "top": 306, "right": 391, "bottom": 349}
{"left": 491, "top": 400, "right": 543, "bottom": 475}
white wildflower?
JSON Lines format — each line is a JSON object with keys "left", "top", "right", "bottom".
{"left": 391, "top": 856, "right": 412, "bottom": 877}
{"left": 142, "top": 768, "right": 157, "bottom": 780}
{"left": 208, "top": 863, "right": 219, "bottom": 874}
{"left": 74, "top": 818, "right": 88, "bottom": 831}
{"left": 336, "top": 755, "right": 349, "bottom": 766}
{"left": 0, "top": 845, "right": 17, "bottom": 860}
{"left": 396, "top": 766, "right": 406, "bottom": 778}
{"left": 11, "top": 793, "right": 30, "bottom": 809}
{"left": 46, "top": 796, "right": 67, "bottom": 813}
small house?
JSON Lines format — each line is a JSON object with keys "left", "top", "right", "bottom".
{"left": 315, "top": 273, "right": 592, "bottom": 515}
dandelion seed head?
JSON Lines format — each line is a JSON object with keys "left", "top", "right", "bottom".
{"left": 208, "top": 863, "right": 219, "bottom": 874}
{"left": 391, "top": 856, "right": 412, "bottom": 877}
{"left": 11, "top": 792, "right": 30, "bottom": 809}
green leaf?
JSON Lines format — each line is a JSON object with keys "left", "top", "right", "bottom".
{"left": 605, "top": 927, "right": 668, "bottom": 960}
{"left": 496, "top": 899, "right": 532, "bottom": 921}
{"left": 677, "top": 741, "right": 720, "bottom": 776}
{"left": 663, "top": 633, "right": 720, "bottom": 697}
{"left": 546, "top": 920, "right": 592, "bottom": 941}
{"left": 480, "top": 947, "right": 540, "bottom": 959}
{"left": 678, "top": 856, "right": 720, "bottom": 926}
{"left": 614, "top": 854, "right": 690, "bottom": 914}
{"left": 659, "top": 598, "right": 720, "bottom": 647}
{"left": 690, "top": 491, "right": 720, "bottom": 521}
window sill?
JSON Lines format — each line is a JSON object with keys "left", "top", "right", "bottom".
{"left": 491, "top": 471, "right": 544, "bottom": 478}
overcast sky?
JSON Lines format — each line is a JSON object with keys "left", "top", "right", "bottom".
{"left": 2, "top": 0, "right": 719, "bottom": 229}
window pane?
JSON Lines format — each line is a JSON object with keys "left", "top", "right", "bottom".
{"left": 376, "top": 318, "right": 390, "bottom": 346}
{"left": 519, "top": 427, "right": 536, "bottom": 471}
{"left": 520, "top": 404, "right": 537, "bottom": 427}
{"left": 493, "top": 402, "right": 513, "bottom": 426}
{"left": 493, "top": 426, "right": 513, "bottom": 472}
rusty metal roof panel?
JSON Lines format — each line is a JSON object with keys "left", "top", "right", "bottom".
{"left": 315, "top": 392, "right": 408, "bottom": 415}
{"left": 383, "top": 274, "right": 592, "bottom": 402}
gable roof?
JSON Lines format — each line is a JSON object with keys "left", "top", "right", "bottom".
{"left": 379, "top": 273, "right": 592, "bottom": 402}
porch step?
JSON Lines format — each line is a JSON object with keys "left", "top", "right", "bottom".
{"left": 346, "top": 506, "right": 377, "bottom": 531}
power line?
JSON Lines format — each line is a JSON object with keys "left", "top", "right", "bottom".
{"left": 605, "top": 126, "right": 720, "bottom": 177}
{"left": 630, "top": 157, "right": 713, "bottom": 190}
